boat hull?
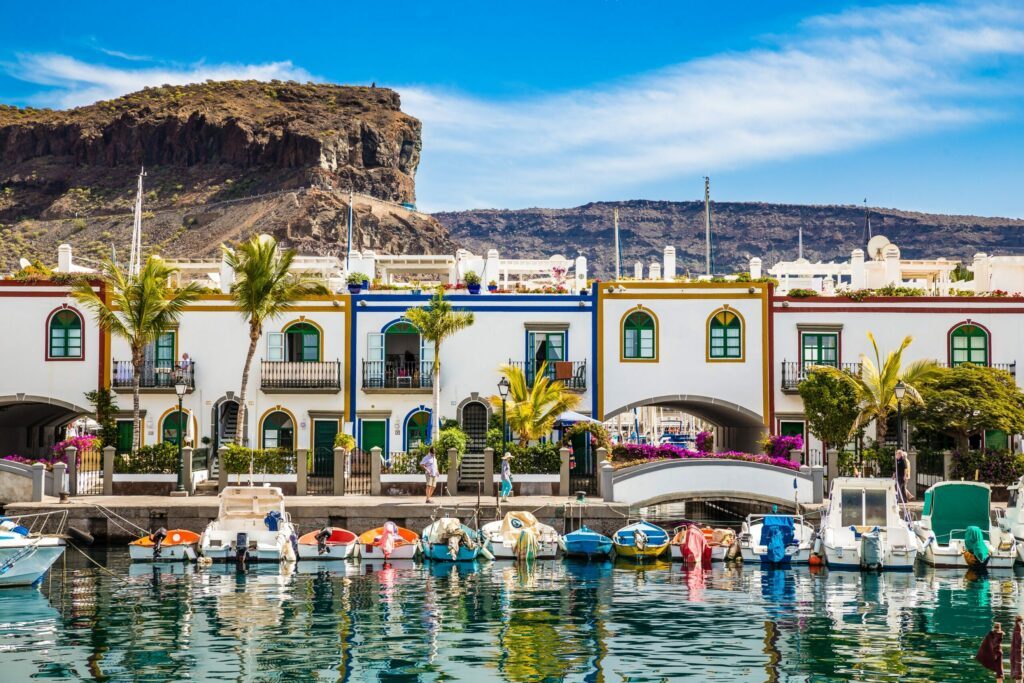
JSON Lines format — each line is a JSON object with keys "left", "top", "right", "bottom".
{"left": 0, "top": 542, "right": 65, "bottom": 587}
{"left": 128, "top": 543, "right": 197, "bottom": 562}
{"left": 921, "top": 542, "right": 1016, "bottom": 569}
{"left": 360, "top": 543, "right": 418, "bottom": 560}
{"left": 564, "top": 540, "right": 613, "bottom": 558}
{"left": 487, "top": 541, "right": 559, "bottom": 559}
{"left": 296, "top": 542, "right": 356, "bottom": 561}
{"left": 823, "top": 543, "right": 917, "bottom": 571}
{"left": 614, "top": 543, "right": 668, "bottom": 559}
{"left": 739, "top": 546, "right": 810, "bottom": 565}
{"left": 423, "top": 543, "right": 479, "bottom": 562}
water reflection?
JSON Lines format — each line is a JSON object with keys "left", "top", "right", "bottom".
{"left": 2, "top": 551, "right": 1024, "bottom": 680}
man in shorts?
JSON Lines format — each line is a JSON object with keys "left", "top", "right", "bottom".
{"left": 420, "top": 448, "right": 438, "bottom": 503}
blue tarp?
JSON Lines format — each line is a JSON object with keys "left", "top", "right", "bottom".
{"left": 760, "top": 515, "right": 795, "bottom": 563}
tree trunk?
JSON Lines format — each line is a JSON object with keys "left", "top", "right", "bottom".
{"left": 431, "top": 340, "right": 441, "bottom": 442}
{"left": 131, "top": 347, "right": 143, "bottom": 451}
{"left": 955, "top": 433, "right": 970, "bottom": 454}
{"left": 237, "top": 325, "right": 260, "bottom": 447}
{"left": 874, "top": 411, "right": 888, "bottom": 446}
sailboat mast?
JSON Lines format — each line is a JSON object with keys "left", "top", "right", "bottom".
{"left": 345, "top": 188, "right": 354, "bottom": 271}
{"left": 613, "top": 207, "right": 620, "bottom": 281}
{"left": 128, "top": 166, "right": 145, "bottom": 277}
{"left": 704, "top": 177, "right": 711, "bottom": 276}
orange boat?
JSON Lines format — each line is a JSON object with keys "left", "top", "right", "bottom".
{"left": 297, "top": 527, "right": 357, "bottom": 560}
{"left": 129, "top": 529, "right": 200, "bottom": 562}
{"left": 358, "top": 522, "right": 419, "bottom": 560}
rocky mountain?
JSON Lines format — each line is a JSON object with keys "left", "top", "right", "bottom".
{"left": 0, "top": 80, "right": 454, "bottom": 270}
{"left": 435, "top": 200, "right": 1024, "bottom": 279}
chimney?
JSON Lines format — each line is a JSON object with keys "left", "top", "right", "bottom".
{"left": 663, "top": 247, "right": 676, "bottom": 280}
{"left": 749, "top": 257, "right": 762, "bottom": 280}
{"left": 57, "top": 244, "right": 73, "bottom": 273}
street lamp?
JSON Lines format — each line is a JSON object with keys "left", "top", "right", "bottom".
{"left": 894, "top": 379, "right": 907, "bottom": 451}
{"left": 497, "top": 376, "right": 510, "bottom": 458}
{"left": 174, "top": 370, "right": 187, "bottom": 493}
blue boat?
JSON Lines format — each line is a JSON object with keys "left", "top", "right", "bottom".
{"left": 421, "top": 518, "right": 481, "bottom": 562}
{"left": 612, "top": 521, "right": 670, "bottom": 560}
{"left": 564, "top": 525, "right": 613, "bottom": 559}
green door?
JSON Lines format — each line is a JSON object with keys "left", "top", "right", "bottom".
{"left": 361, "top": 420, "right": 386, "bottom": 453}
{"left": 313, "top": 420, "right": 339, "bottom": 476}
{"left": 780, "top": 421, "right": 805, "bottom": 439}
{"left": 116, "top": 421, "right": 134, "bottom": 454}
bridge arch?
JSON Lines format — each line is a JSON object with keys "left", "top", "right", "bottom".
{"left": 608, "top": 458, "right": 820, "bottom": 508}
{"left": 604, "top": 393, "right": 767, "bottom": 453}
{"left": 0, "top": 394, "right": 94, "bottom": 458}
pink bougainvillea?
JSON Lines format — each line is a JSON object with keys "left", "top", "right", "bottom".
{"left": 695, "top": 430, "right": 714, "bottom": 453}
{"left": 610, "top": 442, "right": 802, "bottom": 472}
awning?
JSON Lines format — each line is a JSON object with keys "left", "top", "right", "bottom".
{"left": 556, "top": 411, "right": 600, "bottom": 425}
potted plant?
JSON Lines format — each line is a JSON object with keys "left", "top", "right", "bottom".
{"left": 411, "top": 280, "right": 422, "bottom": 295}
{"left": 347, "top": 272, "right": 369, "bottom": 294}
{"left": 464, "top": 270, "right": 482, "bottom": 294}
{"left": 488, "top": 279, "right": 498, "bottom": 292}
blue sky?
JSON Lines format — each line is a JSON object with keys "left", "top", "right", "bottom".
{"left": 1, "top": 1, "right": 1022, "bottom": 216}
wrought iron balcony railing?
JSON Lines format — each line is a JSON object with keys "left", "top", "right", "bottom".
{"left": 261, "top": 360, "right": 341, "bottom": 390}
{"left": 112, "top": 360, "right": 195, "bottom": 390}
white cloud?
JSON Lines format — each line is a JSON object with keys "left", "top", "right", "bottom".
{"left": 6, "top": 54, "right": 314, "bottom": 108}
{"left": 402, "top": 1, "right": 1024, "bottom": 211}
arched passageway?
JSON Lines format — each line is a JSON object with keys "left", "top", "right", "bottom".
{"left": 604, "top": 393, "right": 767, "bottom": 453}
{"left": 0, "top": 394, "right": 93, "bottom": 458}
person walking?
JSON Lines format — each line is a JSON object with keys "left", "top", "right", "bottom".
{"left": 977, "top": 622, "right": 1005, "bottom": 682}
{"left": 420, "top": 447, "right": 438, "bottom": 504}
{"left": 500, "top": 452, "right": 513, "bottom": 502}
{"left": 1012, "top": 617, "right": 1022, "bottom": 683}
{"left": 894, "top": 449, "right": 911, "bottom": 502}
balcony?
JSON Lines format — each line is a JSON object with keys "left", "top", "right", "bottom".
{"left": 362, "top": 361, "right": 433, "bottom": 393}
{"left": 780, "top": 361, "right": 861, "bottom": 392}
{"left": 781, "top": 359, "right": 1017, "bottom": 392}
{"left": 112, "top": 360, "right": 195, "bottom": 392}
{"left": 508, "top": 360, "right": 587, "bottom": 392}
{"left": 261, "top": 360, "right": 342, "bottom": 393}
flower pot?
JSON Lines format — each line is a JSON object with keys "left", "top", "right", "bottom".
{"left": 488, "top": 285, "right": 498, "bottom": 292}
{"left": 347, "top": 284, "right": 362, "bottom": 294}
{"left": 467, "top": 283, "right": 482, "bottom": 294}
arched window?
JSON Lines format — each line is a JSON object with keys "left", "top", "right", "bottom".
{"left": 161, "top": 410, "right": 189, "bottom": 446}
{"left": 405, "top": 410, "right": 431, "bottom": 451}
{"left": 950, "top": 323, "right": 989, "bottom": 366}
{"left": 622, "top": 309, "right": 656, "bottom": 360}
{"left": 261, "top": 411, "right": 295, "bottom": 450}
{"left": 708, "top": 309, "right": 743, "bottom": 360}
{"left": 48, "top": 309, "right": 83, "bottom": 359}
{"left": 284, "top": 322, "right": 320, "bottom": 362}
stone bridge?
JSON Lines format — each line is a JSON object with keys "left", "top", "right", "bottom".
{"left": 601, "top": 458, "right": 824, "bottom": 508}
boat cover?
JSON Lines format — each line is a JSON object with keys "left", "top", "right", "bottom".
{"left": 760, "top": 516, "right": 795, "bottom": 563}
{"left": 683, "top": 526, "right": 711, "bottom": 567}
{"left": 924, "top": 483, "right": 991, "bottom": 543}
{"left": 964, "top": 525, "right": 990, "bottom": 565}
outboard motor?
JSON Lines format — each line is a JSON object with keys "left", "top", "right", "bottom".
{"left": 235, "top": 532, "right": 249, "bottom": 567}
{"left": 150, "top": 527, "right": 168, "bottom": 560}
{"left": 860, "top": 530, "right": 883, "bottom": 570}
{"left": 315, "top": 527, "right": 332, "bottom": 556}
{"left": 289, "top": 533, "right": 299, "bottom": 562}
{"left": 635, "top": 529, "right": 648, "bottom": 552}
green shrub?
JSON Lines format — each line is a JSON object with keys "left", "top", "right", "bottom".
{"left": 334, "top": 433, "right": 355, "bottom": 450}
{"left": 463, "top": 270, "right": 481, "bottom": 286}
{"left": 220, "top": 444, "right": 296, "bottom": 475}
{"left": 116, "top": 442, "right": 178, "bottom": 474}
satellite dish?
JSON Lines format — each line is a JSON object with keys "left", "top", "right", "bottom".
{"left": 866, "top": 235, "right": 891, "bottom": 261}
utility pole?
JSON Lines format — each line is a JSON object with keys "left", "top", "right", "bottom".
{"left": 613, "top": 207, "right": 620, "bottom": 281}
{"left": 704, "top": 177, "right": 712, "bottom": 276}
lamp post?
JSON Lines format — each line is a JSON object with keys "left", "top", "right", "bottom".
{"left": 894, "top": 379, "right": 907, "bottom": 451}
{"left": 497, "top": 376, "right": 510, "bottom": 457}
{"left": 174, "top": 371, "right": 187, "bottom": 493}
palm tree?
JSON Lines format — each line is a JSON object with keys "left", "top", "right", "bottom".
{"left": 404, "top": 287, "right": 475, "bottom": 440}
{"left": 72, "top": 257, "right": 203, "bottom": 450}
{"left": 490, "top": 362, "right": 581, "bottom": 445}
{"left": 223, "top": 234, "right": 318, "bottom": 445}
{"left": 819, "top": 333, "right": 939, "bottom": 445}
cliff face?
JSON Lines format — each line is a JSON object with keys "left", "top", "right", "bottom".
{"left": 0, "top": 80, "right": 454, "bottom": 269}
{"left": 435, "top": 200, "right": 1024, "bottom": 279}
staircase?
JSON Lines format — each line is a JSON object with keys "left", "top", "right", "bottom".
{"left": 459, "top": 452, "right": 486, "bottom": 491}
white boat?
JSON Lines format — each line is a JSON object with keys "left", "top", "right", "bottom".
{"left": 199, "top": 486, "right": 297, "bottom": 563}
{"left": 999, "top": 476, "right": 1024, "bottom": 564}
{"left": 296, "top": 527, "right": 357, "bottom": 561}
{"left": 0, "top": 519, "right": 65, "bottom": 588}
{"left": 738, "top": 514, "right": 816, "bottom": 565}
{"left": 819, "top": 477, "right": 920, "bottom": 570}
{"left": 915, "top": 481, "right": 1015, "bottom": 569}
{"left": 479, "top": 512, "right": 561, "bottom": 560}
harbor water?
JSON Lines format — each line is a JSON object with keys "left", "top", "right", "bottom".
{"left": 2, "top": 548, "right": 1020, "bottom": 682}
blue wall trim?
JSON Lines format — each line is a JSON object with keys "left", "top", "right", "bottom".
{"left": 355, "top": 306, "right": 592, "bottom": 314}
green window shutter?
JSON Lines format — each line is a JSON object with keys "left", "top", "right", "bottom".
{"left": 709, "top": 311, "right": 742, "bottom": 359}
{"left": 802, "top": 333, "right": 838, "bottom": 367}
{"left": 155, "top": 332, "right": 175, "bottom": 368}
{"left": 623, "top": 312, "right": 655, "bottom": 359}
{"left": 951, "top": 324, "right": 988, "bottom": 366}
{"left": 262, "top": 411, "right": 294, "bottom": 450}
{"left": 49, "top": 310, "right": 82, "bottom": 358}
